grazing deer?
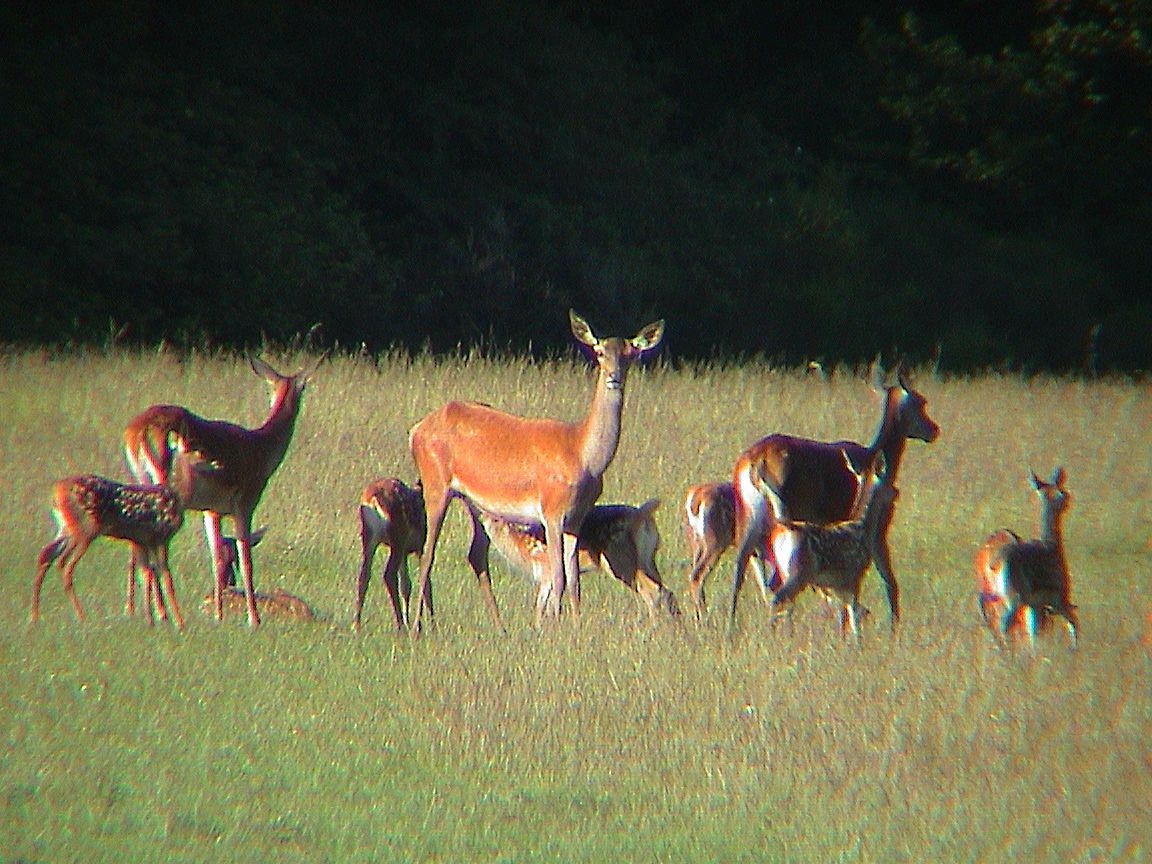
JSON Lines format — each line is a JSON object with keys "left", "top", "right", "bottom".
{"left": 407, "top": 310, "right": 664, "bottom": 635}
{"left": 766, "top": 451, "right": 896, "bottom": 641}
{"left": 728, "top": 364, "right": 938, "bottom": 633}
{"left": 683, "top": 480, "right": 773, "bottom": 620}
{"left": 32, "top": 435, "right": 207, "bottom": 630}
{"left": 123, "top": 354, "right": 322, "bottom": 627}
{"left": 477, "top": 500, "right": 680, "bottom": 619}
{"left": 353, "top": 478, "right": 428, "bottom": 631}
{"left": 974, "top": 468, "right": 1078, "bottom": 649}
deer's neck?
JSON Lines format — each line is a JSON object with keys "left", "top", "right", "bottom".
{"left": 576, "top": 370, "right": 626, "bottom": 479}
{"left": 1039, "top": 506, "right": 1067, "bottom": 564}
{"left": 866, "top": 390, "right": 908, "bottom": 484}
{"left": 253, "top": 385, "right": 303, "bottom": 475}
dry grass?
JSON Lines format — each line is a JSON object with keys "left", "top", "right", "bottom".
{"left": 0, "top": 346, "right": 1149, "bottom": 863}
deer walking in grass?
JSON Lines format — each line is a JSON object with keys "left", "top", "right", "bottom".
{"left": 766, "top": 451, "right": 896, "bottom": 641}
{"left": 727, "top": 364, "right": 938, "bottom": 634}
{"left": 123, "top": 355, "right": 322, "bottom": 627}
{"left": 683, "top": 480, "right": 773, "bottom": 620}
{"left": 478, "top": 499, "right": 680, "bottom": 619}
{"left": 974, "top": 468, "right": 1078, "bottom": 649}
{"left": 407, "top": 310, "right": 664, "bottom": 635}
{"left": 353, "top": 478, "right": 428, "bottom": 631}
{"left": 32, "top": 435, "right": 207, "bottom": 630}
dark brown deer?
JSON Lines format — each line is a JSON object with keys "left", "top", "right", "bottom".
{"left": 974, "top": 468, "right": 1078, "bottom": 649}
{"left": 727, "top": 365, "right": 938, "bottom": 633}
{"left": 123, "top": 355, "right": 323, "bottom": 626}
{"left": 32, "top": 435, "right": 207, "bottom": 630}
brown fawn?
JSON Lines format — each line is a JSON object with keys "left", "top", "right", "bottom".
{"left": 683, "top": 480, "right": 773, "bottom": 620}
{"left": 477, "top": 499, "right": 680, "bottom": 619}
{"left": 123, "top": 354, "right": 323, "bottom": 627}
{"left": 764, "top": 451, "right": 896, "bottom": 641}
{"left": 32, "top": 434, "right": 207, "bottom": 630}
{"left": 974, "top": 468, "right": 1078, "bottom": 649}
{"left": 353, "top": 478, "right": 428, "bottom": 631}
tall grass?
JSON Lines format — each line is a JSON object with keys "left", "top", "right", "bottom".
{"left": 1, "top": 347, "right": 1148, "bottom": 863}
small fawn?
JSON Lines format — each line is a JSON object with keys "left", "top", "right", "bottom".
{"left": 683, "top": 480, "right": 774, "bottom": 620}
{"left": 353, "top": 478, "right": 427, "bottom": 631}
{"left": 765, "top": 451, "right": 896, "bottom": 641}
{"left": 479, "top": 500, "right": 680, "bottom": 619}
{"left": 32, "top": 435, "right": 206, "bottom": 630}
{"left": 975, "top": 468, "right": 1078, "bottom": 649}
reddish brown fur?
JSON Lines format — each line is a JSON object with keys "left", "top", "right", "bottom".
{"left": 354, "top": 478, "right": 427, "bottom": 631}
{"left": 407, "top": 311, "right": 663, "bottom": 635}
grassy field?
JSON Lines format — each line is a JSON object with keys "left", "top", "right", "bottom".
{"left": 1, "top": 345, "right": 1149, "bottom": 863}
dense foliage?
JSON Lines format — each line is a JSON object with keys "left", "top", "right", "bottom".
{"left": 2, "top": 0, "right": 1149, "bottom": 371}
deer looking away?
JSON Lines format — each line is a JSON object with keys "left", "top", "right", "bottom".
{"left": 32, "top": 434, "right": 208, "bottom": 631}
{"left": 477, "top": 499, "right": 680, "bottom": 620}
{"left": 353, "top": 477, "right": 428, "bottom": 631}
{"left": 975, "top": 468, "right": 1078, "bottom": 649}
{"left": 683, "top": 480, "right": 773, "bottom": 621}
{"left": 407, "top": 310, "right": 664, "bottom": 635}
{"left": 765, "top": 451, "right": 897, "bottom": 642}
{"left": 123, "top": 355, "right": 323, "bottom": 627}
{"left": 726, "top": 364, "right": 939, "bottom": 633}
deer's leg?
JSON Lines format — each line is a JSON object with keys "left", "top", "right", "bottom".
{"left": 352, "top": 517, "right": 378, "bottom": 631}
{"left": 61, "top": 552, "right": 86, "bottom": 622}
{"left": 380, "top": 550, "right": 407, "bottom": 631}
{"left": 203, "top": 511, "right": 226, "bottom": 620}
{"left": 563, "top": 531, "right": 581, "bottom": 616}
{"left": 728, "top": 518, "right": 765, "bottom": 636}
{"left": 465, "top": 506, "right": 503, "bottom": 633}
{"left": 156, "top": 545, "right": 184, "bottom": 632}
{"left": 870, "top": 530, "right": 900, "bottom": 626}
{"left": 32, "top": 535, "right": 68, "bottom": 623}
{"left": 234, "top": 518, "right": 260, "bottom": 627}
{"left": 126, "top": 548, "right": 139, "bottom": 616}
{"left": 410, "top": 489, "right": 449, "bottom": 638}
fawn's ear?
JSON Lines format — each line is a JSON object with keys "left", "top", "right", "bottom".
{"left": 1051, "top": 466, "right": 1066, "bottom": 488}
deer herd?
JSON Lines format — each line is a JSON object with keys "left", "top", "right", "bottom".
{"left": 31, "top": 311, "right": 1079, "bottom": 652}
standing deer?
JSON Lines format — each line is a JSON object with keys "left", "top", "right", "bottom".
{"left": 353, "top": 478, "right": 427, "bottom": 631}
{"left": 123, "top": 355, "right": 322, "bottom": 627}
{"left": 766, "top": 451, "right": 897, "bottom": 641}
{"left": 683, "top": 480, "right": 773, "bottom": 620}
{"left": 477, "top": 499, "right": 680, "bottom": 619}
{"left": 727, "top": 365, "right": 938, "bottom": 633}
{"left": 975, "top": 468, "right": 1078, "bottom": 649}
{"left": 407, "top": 310, "right": 664, "bottom": 635}
{"left": 32, "top": 435, "right": 207, "bottom": 630}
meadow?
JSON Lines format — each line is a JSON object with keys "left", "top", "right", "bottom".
{"left": 0, "top": 345, "right": 1148, "bottom": 863}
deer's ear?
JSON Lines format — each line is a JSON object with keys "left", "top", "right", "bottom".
{"left": 1052, "top": 466, "right": 1066, "bottom": 487}
{"left": 631, "top": 318, "right": 665, "bottom": 352}
{"left": 569, "top": 310, "right": 597, "bottom": 347}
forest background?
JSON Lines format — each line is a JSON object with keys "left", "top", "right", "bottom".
{"left": 2, "top": 0, "right": 1150, "bottom": 373}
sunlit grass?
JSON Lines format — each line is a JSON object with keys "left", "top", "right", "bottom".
{"left": 0, "top": 347, "right": 1149, "bottom": 863}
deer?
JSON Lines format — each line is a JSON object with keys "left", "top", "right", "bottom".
{"left": 122, "top": 354, "right": 323, "bottom": 627}
{"left": 353, "top": 477, "right": 428, "bottom": 631}
{"left": 765, "top": 450, "right": 897, "bottom": 642}
{"left": 726, "top": 364, "right": 939, "bottom": 634}
{"left": 407, "top": 310, "right": 664, "bottom": 635}
{"left": 683, "top": 480, "right": 774, "bottom": 620}
{"left": 974, "top": 467, "right": 1078, "bottom": 649}
{"left": 475, "top": 499, "right": 680, "bottom": 619}
{"left": 32, "top": 434, "right": 208, "bottom": 630}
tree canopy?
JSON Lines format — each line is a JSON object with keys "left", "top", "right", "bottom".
{"left": 2, "top": 0, "right": 1149, "bottom": 371}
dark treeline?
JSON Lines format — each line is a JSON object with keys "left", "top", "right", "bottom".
{"left": 2, "top": 0, "right": 1149, "bottom": 371}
